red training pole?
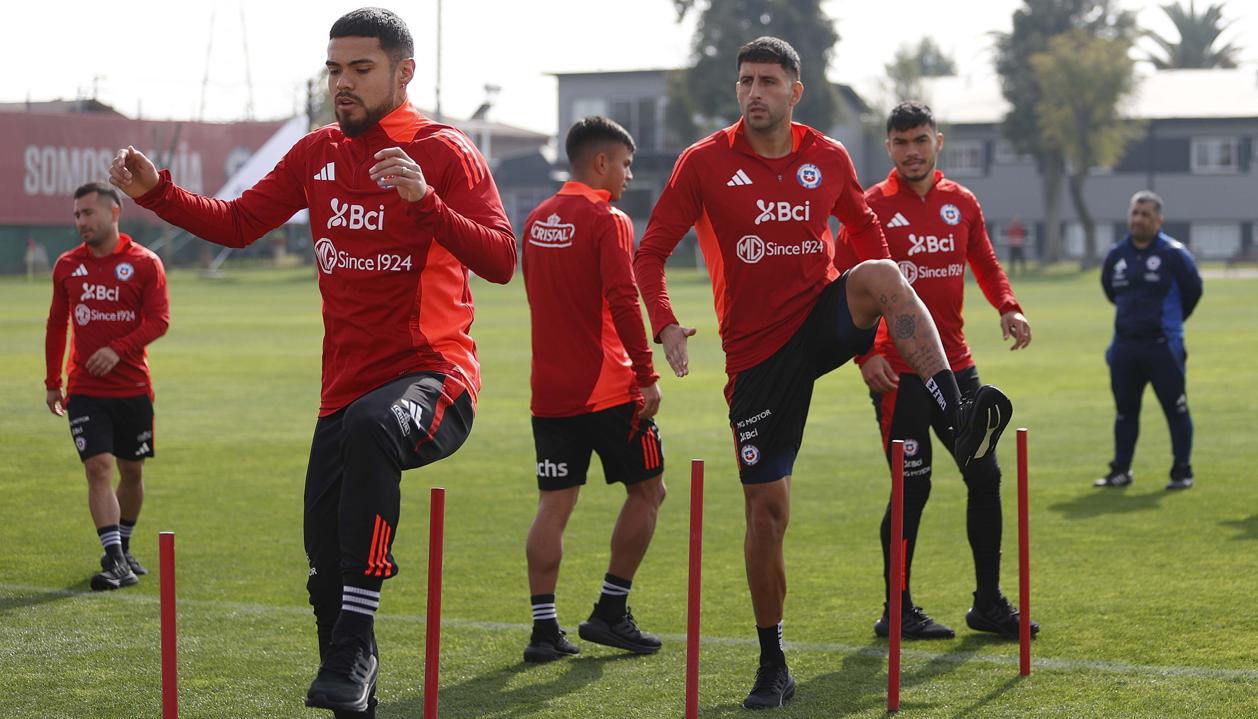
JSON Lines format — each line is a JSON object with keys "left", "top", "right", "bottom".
{"left": 685, "top": 459, "right": 705, "bottom": 719}
{"left": 1017, "top": 428, "right": 1032, "bottom": 676}
{"left": 888, "top": 440, "right": 904, "bottom": 713}
{"left": 424, "top": 487, "right": 446, "bottom": 719}
{"left": 159, "top": 531, "right": 178, "bottom": 719}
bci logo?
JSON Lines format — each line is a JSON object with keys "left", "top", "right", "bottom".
{"left": 328, "top": 198, "right": 385, "bottom": 231}
{"left": 907, "top": 233, "right": 956, "bottom": 256}
{"left": 755, "top": 199, "right": 810, "bottom": 225}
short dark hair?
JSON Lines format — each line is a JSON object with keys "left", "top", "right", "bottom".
{"left": 329, "top": 7, "right": 414, "bottom": 64}
{"left": 74, "top": 182, "right": 122, "bottom": 207}
{"left": 887, "top": 101, "right": 936, "bottom": 134}
{"left": 737, "top": 36, "right": 801, "bottom": 80}
{"left": 565, "top": 116, "right": 636, "bottom": 165}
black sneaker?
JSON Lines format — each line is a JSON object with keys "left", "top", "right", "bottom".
{"left": 1166, "top": 463, "right": 1194, "bottom": 490}
{"left": 523, "top": 628, "right": 580, "bottom": 663}
{"left": 90, "top": 556, "right": 138, "bottom": 591}
{"left": 874, "top": 603, "right": 955, "bottom": 639}
{"left": 1094, "top": 466, "right": 1133, "bottom": 487}
{"left": 742, "top": 663, "right": 795, "bottom": 710}
{"left": 578, "top": 606, "right": 662, "bottom": 654}
{"left": 954, "top": 385, "right": 1013, "bottom": 467}
{"left": 965, "top": 592, "right": 1039, "bottom": 640}
{"left": 101, "top": 551, "right": 148, "bottom": 576}
{"left": 306, "top": 633, "right": 378, "bottom": 713}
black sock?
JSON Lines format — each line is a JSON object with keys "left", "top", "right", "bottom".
{"left": 757, "top": 622, "right": 785, "bottom": 667}
{"left": 119, "top": 518, "right": 136, "bottom": 553}
{"left": 97, "top": 524, "right": 124, "bottom": 561}
{"left": 531, "top": 593, "right": 559, "bottom": 636}
{"left": 926, "top": 369, "right": 963, "bottom": 427}
{"left": 595, "top": 573, "right": 632, "bottom": 620}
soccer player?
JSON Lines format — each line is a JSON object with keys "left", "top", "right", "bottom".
{"left": 836, "top": 102, "right": 1038, "bottom": 642}
{"left": 634, "top": 38, "right": 1012, "bottom": 709}
{"left": 1095, "top": 191, "right": 1202, "bottom": 490}
{"left": 520, "top": 117, "right": 666, "bottom": 663}
{"left": 45, "top": 182, "right": 169, "bottom": 592}
{"left": 108, "top": 9, "right": 516, "bottom": 718}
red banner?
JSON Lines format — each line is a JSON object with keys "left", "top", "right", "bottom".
{"left": 0, "top": 111, "right": 285, "bottom": 225}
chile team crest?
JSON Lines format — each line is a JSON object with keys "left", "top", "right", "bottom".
{"left": 115, "top": 262, "right": 134, "bottom": 281}
{"left": 939, "top": 204, "right": 962, "bottom": 226}
{"left": 796, "top": 163, "right": 822, "bottom": 189}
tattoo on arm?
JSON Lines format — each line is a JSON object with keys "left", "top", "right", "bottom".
{"left": 894, "top": 314, "right": 916, "bottom": 339}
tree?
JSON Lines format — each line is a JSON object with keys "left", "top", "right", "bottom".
{"left": 994, "top": 0, "right": 1135, "bottom": 266}
{"left": 1031, "top": 30, "right": 1139, "bottom": 267}
{"left": 885, "top": 38, "right": 957, "bottom": 104}
{"left": 1146, "top": 1, "right": 1240, "bottom": 69}
{"left": 666, "top": 0, "right": 840, "bottom": 142}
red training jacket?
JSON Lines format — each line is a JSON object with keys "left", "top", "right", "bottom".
{"left": 45, "top": 233, "right": 170, "bottom": 399}
{"left": 134, "top": 103, "right": 517, "bottom": 415}
{"left": 836, "top": 169, "right": 1021, "bottom": 374}
{"left": 635, "top": 119, "right": 889, "bottom": 375}
{"left": 523, "top": 181, "right": 659, "bottom": 418}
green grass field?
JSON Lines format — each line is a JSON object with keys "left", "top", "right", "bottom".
{"left": 2, "top": 265, "right": 1256, "bottom": 718}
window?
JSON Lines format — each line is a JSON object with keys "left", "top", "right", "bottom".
{"left": 1191, "top": 137, "right": 1238, "bottom": 174}
{"left": 637, "top": 97, "right": 659, "bottom": 152}
{"left": 993, "top": 140, "right": 1026, "bottom": 165}
{"left": 571, "top": 98, "right": 607, "bottom": 122}
{"left": 1064, "top": 221, "right": 1114, "bottom": 259}
{"left": 1190, "top": 223, "right": 1240, "bottom": 260}
{"left": 940, "top": 140, "right": 984, "bottom": 177}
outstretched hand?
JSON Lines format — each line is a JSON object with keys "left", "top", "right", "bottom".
{"left": 660, "top": 323, "right": 697, "bottom": 378}
{"left": 109, "top": 146, "right": 160, "bottom": 198}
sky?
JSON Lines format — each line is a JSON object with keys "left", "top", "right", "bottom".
{"left": 5, "top": 0, "right": 1255, "bottom": 135}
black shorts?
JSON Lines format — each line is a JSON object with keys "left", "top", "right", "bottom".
{"left": 532, "top": 402, "right": 664, "bottom": 491}
{"left": 66, "top": 394, "right": 155, "bottom": 462}
{"left": 727, "top": 273, "right": 877, "bottom": 484}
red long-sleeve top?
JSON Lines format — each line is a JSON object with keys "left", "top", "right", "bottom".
{"left": 134, "top": 103, "right": 517, "bottom": 414}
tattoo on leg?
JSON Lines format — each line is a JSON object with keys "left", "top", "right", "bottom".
{"left": 879, "top": 293, "right": 890, "bottom": 306}
{"left": 894, "top": 314, "right": 916, "bottom": 340}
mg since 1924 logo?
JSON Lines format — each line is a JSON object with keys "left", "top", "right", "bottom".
{"left": 737, "top": 235, "right": 766, "bottom": 263}
{"left": 315, "top": 238, "right": 413, "bottom": 275}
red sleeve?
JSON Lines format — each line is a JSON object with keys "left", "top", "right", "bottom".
{"left": 965, "top": 197, "right": 1022, "bottom": 315}
{"left": 833, "top": 224, "right": 863, "bottom": 273}
{"left": 405, "top": 134, "right": 517, "bottom": 284}
{"left": 829, "top": 146, "right": 889, "bottom": 262}
{"left": 602, "top": 211, "right": 659, "bottom": 387}
{"left": 634, "top": 150, "right": 703, "bottom": 341}
{"left": 44, "top": 259, "right": 70, "bottom": 390}
{"left": 134, "top": 140, "right": 310, "bottom": 248}
{"left": 109, "top": 255, "right": 170, "bottom": 357}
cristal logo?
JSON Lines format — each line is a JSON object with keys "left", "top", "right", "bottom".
{"left": 328, "top": 198, "right": 385, "bottom": 230}
{"left": 907, "top": 233, "right": 956, "bottom": 256}
{"left": 528, "top": 213, "right": 576, "bottom": 248}
{"left": 315, "top": 238, "right": 337, "bottom": 274}
{"left": 755, "top": 199, "right": 811, "bottom": 225}
{"left": 737, "top": 235, "right": 766, "bottom": 263}
{"left": 74, "top": 304, "right": 91, "bottom": 326}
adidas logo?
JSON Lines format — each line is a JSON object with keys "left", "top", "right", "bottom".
{"left": 71, "top": 264, "right": 88, "bottom": 277}
{"left": 726, "top": 169, "right": 753, "bottom": 186}
{"left": 313, "top": 162, "right": 336, "bottom": 181}
{"left": 886, "top": 212, "right": 910, "bottom": 228}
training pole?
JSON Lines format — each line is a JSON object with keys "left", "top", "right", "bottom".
{"left": 888, "top": 440, "right": 905, "bottom": 713}
{"left": 685, "top": 460, "right": 705, "bottom": 719}
{"left": 1017, "top": 428, "right": 1032, "bottom": 676}
{"left": 159, "top": 531, "right": 178, "bottom": 719}
{"left": 424, "top": 487, "right": 446, "bottom": 719}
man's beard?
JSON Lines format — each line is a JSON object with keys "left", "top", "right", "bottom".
{"left": 336, "top": 93, "right": 396, "bottom": 137}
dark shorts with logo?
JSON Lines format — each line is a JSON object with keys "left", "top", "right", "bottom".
{"left": 66, "top": 394, "right": 155, "bottom": 462}
{"left": 726, "top": 273, "right": 876, "bottom": 484}
{"left": 532, "top": 401, "right": 664, "bottom": 491}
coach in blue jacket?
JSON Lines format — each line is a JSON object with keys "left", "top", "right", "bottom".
{"left": 1095, "top": 191, "right": 1203, "bottom": 490}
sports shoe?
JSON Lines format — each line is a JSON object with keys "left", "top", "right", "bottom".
{"left": 742, "top": 663, "right": 795, "bottom": 710}
{"left": 90, "top": 556, "right": 138, "bottom": 591}
{"left": 578, "top": 606, "right": 661, "bottom": 654}
{"left": 965, "top": 592, "right": 1039, "bottom": 640}
{"left": 1094, "top": 466, "right": 1133, "bottom": 488}
{"left": 874, "top": 602, "right": 955, "bottom": 639}
{"left": 954, "top": 385, "right": 1013, "bottom": 467}
{"left": 305, "top": 632, "right": 378, "bottom": 713}
{"left": 1166, "top": 463, "right": 1194, "bottom": 490}
{"left": 523, "top": 628, "right": 580, "bottom": 663}
{"left": 101, "top": 551, "right": 148, "bottom": 576}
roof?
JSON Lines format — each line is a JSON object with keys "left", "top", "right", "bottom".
{"left": 921, "top": 67, "right": 1258, "bottom": 125}
{"left": 0, "top": 98, "right": 127, "bottom": 116}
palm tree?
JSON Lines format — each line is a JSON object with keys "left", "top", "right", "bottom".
{"left": 1146, "top": 1, "right": 1241, "bottom": 69}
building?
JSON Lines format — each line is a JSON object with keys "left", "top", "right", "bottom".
{"left": 903, "top": 69, "right": 1258, "bottom": 261}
